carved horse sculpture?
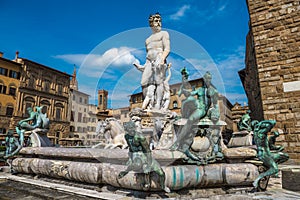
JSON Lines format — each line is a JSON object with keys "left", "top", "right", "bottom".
{"left": 93, "top": 118, "right": 127, "bottom": 149}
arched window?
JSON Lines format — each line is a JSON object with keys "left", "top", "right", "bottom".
{"left": 24, "top": 96, "right": 35, "bottom": 117}
{"left": 173, "top": 101, "right": 178, "bottom": 109}
{"left": 0, "top": 80, "right": 7, "bottom": 94}
{"left": 40, "top": 99, "right": 50, "bottom": 115}
{"left": 0, "top": 127, "right": 6, "bottom": 134}
{"left": 55, "top": 108, "right": 61, "bottom": 120}
{"left": 6, "top": 104, "right": 14, "bottom": 116}
{"left": 8, "top": 83, "right": 17, "bottom": 96}
{"left": 55, "top": 102, "right": 64, "bottom": 121}
{"left": 9, "top": 87, "right": 16, "bottom": 96}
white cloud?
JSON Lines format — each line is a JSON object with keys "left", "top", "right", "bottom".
{"left": 215, "top": 46, "right": 245, "bottom": 77}
{"left": 54, "top": 54, "right": 86, "bottom": 65}
{"left": 54, "top": 47, "right": 140, "bottom": 78}
{"left": 170, "top": 5, "right": 191, "bottom": 20}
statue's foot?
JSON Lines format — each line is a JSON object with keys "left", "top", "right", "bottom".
{"left": 163, "top": 186, "right": 171, "bottom": 193}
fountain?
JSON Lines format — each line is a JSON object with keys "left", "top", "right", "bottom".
{"left": 1, "top": 13, "right": 289, "bottom": 194}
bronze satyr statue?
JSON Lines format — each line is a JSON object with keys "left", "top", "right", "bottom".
{"left": 118, "top": 121, "right": 170, "bottom": 193}
{"left": 238, "top": 110, "right": 252, "bottom": 132}
{"left": 252, "top": 120, "right": 289, "bottom": 188}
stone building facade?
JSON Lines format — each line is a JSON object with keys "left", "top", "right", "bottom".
{"left": 0, "top": 54, "right": 22, "bottom": 144}
{"left": 68, "top": 89, "right": 89, "bottom": 146}
{"left": 239, "top": 29, "right": 263, "bottom": 121}
{"left": 111, "top": 106, "right": 130, "bottom": 124}
{"left": 67, "top": 68, "right": 90, "bottom": 146}
{"left": 13, "top": 55, "right": 71, "bottom": 145}
{"left": 243, "top": 0, "right": 300, "bottom": 163}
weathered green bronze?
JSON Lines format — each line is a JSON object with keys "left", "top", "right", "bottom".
{"left": 238, "top": 110, "right": 252, "bottom": 131}
{"left": 118, "top": 121, "right": 170, "bottom": 193}
{"left": 4, "top": 106, "right": 51, "bottom": 159}
{"left": 252, "top": 120, "right": 289, "bottom": 189}
{"left": 170, "top": 69, "right": 207, "bottom": 158}
{"left": 4, "top": 130, "right": 21, "bottom": 159}
{"left": 170, "top": 69, "right": 223, "bottom": 164}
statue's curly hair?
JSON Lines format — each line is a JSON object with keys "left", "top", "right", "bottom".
{"left": 148, "top": 12, "right": 161, "bottom": 26}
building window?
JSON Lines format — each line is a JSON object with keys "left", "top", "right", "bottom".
{"left": 99, "top": 95, "right": 102, "bottom": 104}
{"left": 71, "top": 111, "right": 75, "bottom": 122}
{"left": 55, "top": 108, "right": 61, "bottom": 121}
{"left": 0, "top": 68, "right": 8, "bottom": 76}
{"left": 9, "top": 87, "right": 16, "bottom": 96}
{"left": 9, "top": 70, "right": 19, "bottom": 79}
{"left": 0, "top": 83, "right": 6, "bottom": 94}
{"left": 42, "top": 106, "right": 48, "bottom": 115}
{"left": 78, "top": 112, "right": 82, "bottom": 122}
{"left": 0, "top": 128, "right": 6, "bottom": 134}
{"left": 57, "top": 84, "right": 63, "bottom": 95}
{"left": 6, "top": 106, "right": 14, "bottom": 116}
{"left": 77, "top": 127, "right": 82, "bottom": 132}
{"left": 70, "top": 126, "right": 75, "bottom": 132}
{"left": 84, "top": 98, "right": 87, "bottom": 104}
{"left": 73, "top": 94, "right": 75, "bottom": 101}
{"left": 79, "top": 97, "right": 82, "bottom": 103}
{"left": 43, "top": 81, "right": 50, "bottom": 92}
{"left": 173, "top": 101, "right": 178, "bottom": 109}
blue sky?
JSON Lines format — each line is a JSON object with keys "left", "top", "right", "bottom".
{"left": 0, "top": 0, "right": 250, "bottom": 108}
